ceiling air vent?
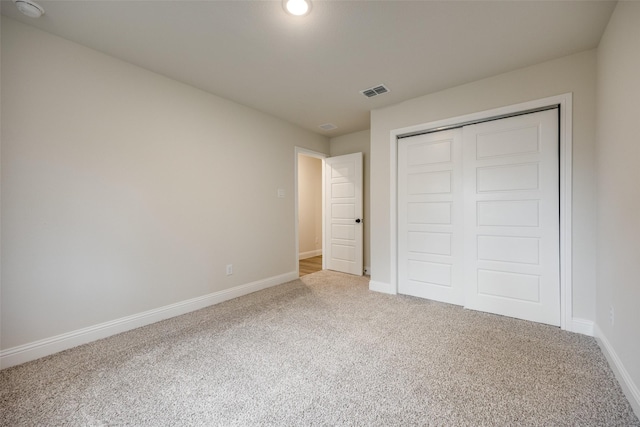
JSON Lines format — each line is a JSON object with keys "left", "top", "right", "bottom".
{"left": 360, "top": 84, "right": 390, "bottom": 98}
{"left": 319, "top": 123, "right": 337, "bottom": 131}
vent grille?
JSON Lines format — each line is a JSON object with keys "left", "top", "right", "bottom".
{"left": 360, "top": 84, "right": 390, "bottom": 98}
{"left": 319, "top": 123, "right": 337, "bottom": 131}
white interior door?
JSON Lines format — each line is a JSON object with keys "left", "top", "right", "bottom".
{"left": 324, "top": 153, "right": 363, "bottom": 276}
{"left": 463, "top": 109, "right": 560, "bottom": 326}
{"left": 397, "top": 129, "right": 464, "bottom": 305}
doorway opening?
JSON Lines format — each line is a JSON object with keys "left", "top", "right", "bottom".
{"left": 295, "top": 148, "right": 365, "bottom": 277}
{"left": 295, "top": 148, "right": 326, "bottom": 277}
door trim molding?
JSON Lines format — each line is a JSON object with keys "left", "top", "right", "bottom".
{"left": 294, "top": 147, "right": 327, "bottom": 275}
{"left": 388, "top": 93, "right": 574, "bottom": 331}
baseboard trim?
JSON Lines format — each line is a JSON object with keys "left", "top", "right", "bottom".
{"left": 0, "top": 271, "right": 298, "bottom": 370}
{"left": 369, "top": 280, "right": 396, "bottom": 295}
{"left": 299, "top": 250, "right": 322, "bottom": 260}
{"left": 595, "top": 324, "right": 640, "bottom": 418}
{"left": 569, "top": 317, "right": 594, "bottom": 336}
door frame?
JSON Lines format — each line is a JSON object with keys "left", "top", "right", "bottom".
{"left": 294, "top": 147, "right": 327, "bottom": 275}
{"left": 388, "top": 93, "right": 576, "bottom": 332}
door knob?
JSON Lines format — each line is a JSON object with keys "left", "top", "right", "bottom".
{"left": 355, "top": 218, "right": 362, "bottom": 223}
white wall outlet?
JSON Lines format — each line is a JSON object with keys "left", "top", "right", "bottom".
{"left": 609, "top": 305, "right": 614, "bottom": 326}
{"left": 277, "top": 188, "right": 285, "bottom": 198}
{"left": 226, "top": 264, "right": 233, "bottom": 276}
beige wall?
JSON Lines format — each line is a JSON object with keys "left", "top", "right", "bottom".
{"left": 0, "top": 17, "right": 328, "bottom": 350}
{"left": 370, "top": 50, "right": 598, "bottom": 321}
{"left": 330, "top": 130, "right": 371, "bottom": 272}
{"left": 595, "top": 2, "right": 640, "bottom": 414}
{"left": 297, "top": 154, "right": 322, "bottom": 258}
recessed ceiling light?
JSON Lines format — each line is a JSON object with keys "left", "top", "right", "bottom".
{"left": 283, "top": 0, "right": 312, "bottom": 17}
{"left": 14, "top": 0, "right": 44, "bottom": 18}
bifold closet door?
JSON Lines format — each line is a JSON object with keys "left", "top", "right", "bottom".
{"left": 398, "top": 109, "right": 560, "bottom": 326}
{"left": 397, "top": 129, "right": 464, "bottom": 305}
{"left": 462, "top": 109, "right": 560, "bottom": 326}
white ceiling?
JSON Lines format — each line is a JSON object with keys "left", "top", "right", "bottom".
{"left": 1, "top": 0, "right": 616, "bottom": 137}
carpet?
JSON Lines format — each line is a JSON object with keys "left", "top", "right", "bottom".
{"left": 1, "top": 270, "right": 638, "bottom": 426}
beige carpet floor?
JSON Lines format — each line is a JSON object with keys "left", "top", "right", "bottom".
{"left": 1, "top": 270, "right": 638, "bottom": 426}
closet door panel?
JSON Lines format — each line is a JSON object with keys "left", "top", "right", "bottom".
{"left": 398, "top": 130, "right": 464, "bottom": 305}
{"left": 463, "top": 109, "right": 560, "bottom": 326}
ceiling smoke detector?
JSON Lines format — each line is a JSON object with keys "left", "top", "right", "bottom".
{"left": 14, "top": 0, "right": 44, "bottom": 18}
{"left": 319, "top": 123, "right": 337, "bottom": 131}
{"left": 360, "top": 84, "right": 390, "bottom": 98}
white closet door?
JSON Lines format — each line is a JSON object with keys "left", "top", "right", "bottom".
{"left": 398, "top": 129, "right": 464, "bottom": 305}
{"left": 463, "top": 109, "right": 560, "bottom": 326}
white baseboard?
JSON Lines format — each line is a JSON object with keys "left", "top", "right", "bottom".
{"left": 369, "top": 280, "right": 396, "bottom": 295}
{"left": 299, "top": 249, "right": 322, "bottom": 260}
{"left": 569, "top": 317, "right": 594, "bottom": 336}
{"left": 595, "top": 324, "right": 640, "bottom": 418}
{"left": 0, "top": 271, "right": 298, "bottom": 370}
